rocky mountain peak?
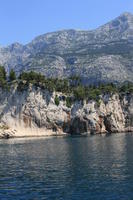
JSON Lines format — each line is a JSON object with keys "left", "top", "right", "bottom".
{"left": 0, "top": 12, "right": 133, "bottom": 84}
{"left": 6, "top": 42, "right": 24, "bottom": 53}
{"left": 117, "top": 12, "right": 133, "bottom": 26}
{"left": 105, "top": 12, "right": 133, "bottom": 27}
{"left": 119, "top": 12, "right": 133, "bottom": 18}
{"left": 95, "top": 12, "right": 133, "bottom": 41}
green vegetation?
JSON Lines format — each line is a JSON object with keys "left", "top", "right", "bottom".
{"left": 73, "top": 86, "right": 86, "bottom": 100}
{"left": 9, "top": 69, "right": 16, "bottom": 81}
{"left": 1, "top": 67, "right": 133, "bottom": 105}
{"left": 19, "top": 71, "right": 45, "bottom": 84}
{"left": 66, "top": 96, "right": 72, "bottom": 108}
{"left": 0, "top": 66, "right": 6, "bottom": 80}
{"left": 119, "top": 82, "right": 133, "bottom": 94}
{"left": 54, "top": 95, "right": 60, "bottom": 106}
{"left": 0, "top": 66, "right": 7, "bottom": 89}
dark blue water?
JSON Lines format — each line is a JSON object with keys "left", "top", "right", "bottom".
{"left": 0, "top": 133, "right": 133, "bottom": 200}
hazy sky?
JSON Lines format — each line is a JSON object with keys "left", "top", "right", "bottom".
{"left": 0, "top": 0, "right": 133, "bottom": 45}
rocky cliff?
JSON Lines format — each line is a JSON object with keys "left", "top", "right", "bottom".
{"left": 0, "top": 85, "right": 133, "bottom": 138}
{"left": 0, "top": 12, "right": 133, "bottom": 84}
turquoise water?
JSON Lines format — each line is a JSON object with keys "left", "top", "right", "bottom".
{"left": 0, "top": 133, "right": 133, "bottom": 199}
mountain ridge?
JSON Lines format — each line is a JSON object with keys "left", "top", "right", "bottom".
{"left": 0, "top": 12, "right": 133, "bottom": 84}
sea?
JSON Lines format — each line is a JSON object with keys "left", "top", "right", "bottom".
{"left": 0, "top": 133, "right": 133, "bottom": 200}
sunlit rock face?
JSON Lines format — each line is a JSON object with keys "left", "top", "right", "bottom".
{"left": 0, "top": 85, "right": 133, "bottom": 138}
{"left": 0, "top": 13, "right": 133, "bottom": 84}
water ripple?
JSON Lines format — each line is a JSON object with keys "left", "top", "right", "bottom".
{"left": 0, "top": 134, "right": 133, "bottom": 199}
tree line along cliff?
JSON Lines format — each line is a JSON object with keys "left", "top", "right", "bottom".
{"left": 1, "top": 66, "right": 133, "bottom": 105}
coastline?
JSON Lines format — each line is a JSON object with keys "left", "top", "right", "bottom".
{"left": 0, "top": 127, "right": 133, "bottom": 139}
{"left": 0, "top": 87, "right": 133, "bottom": 139}
{"left": 0, "top": 128, "right": 68, "bottom": 139}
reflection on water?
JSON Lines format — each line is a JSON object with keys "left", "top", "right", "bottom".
{"left": 0, "top": 133, "right": 133, "bottom": 199}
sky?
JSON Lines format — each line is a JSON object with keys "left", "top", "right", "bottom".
{"left": 0, "top": 0, "right": 133, "bottom": 45}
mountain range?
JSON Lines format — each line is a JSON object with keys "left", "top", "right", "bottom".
{"left": 1, "top": 12, "right": 133, "bottom": 84}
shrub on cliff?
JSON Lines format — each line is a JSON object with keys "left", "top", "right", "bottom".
{"left": 9, "top": 69, "right": 16, "bottom": 81}
{"left": 0, "top": 66, "right": 6, "bottom": 80}
{"left": 55, "top": 95, "right": 60, "bottom": 106}
{"left": 19, "top": 71, "right": 45, "bottom": 84}
{"left": 119, "top": 82, "right": 133, "bottom": 94}
{"left": 66, "top": 96, "right": 72, "bottom": 108}
{"left": 0, "top": 66, "right": 7, "bottom": 89}
{"left": 73, "top": 86, "right": 86, "bottom": 100}
{"left": 100, "top": 83, "right": 117, "bottom": 94}
{"left": 87, "top": 88, "right": 101, "bottom": 101}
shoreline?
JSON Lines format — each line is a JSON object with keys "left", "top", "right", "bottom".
{"left": 0, "top": 129, "right": 68, "bottom": 139}
{"left": 0, "top": 129, "right": 133, "bottom": 140}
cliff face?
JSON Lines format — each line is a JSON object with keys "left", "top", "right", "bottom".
{"left": 0, "top": 86, "right": 133, "bottom": 138}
